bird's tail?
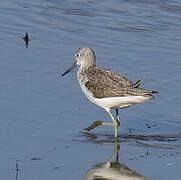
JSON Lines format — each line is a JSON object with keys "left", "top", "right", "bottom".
{"left": 151, "top": 90, "right": 159, "bottom": 94}
{"left": 127, "top": 87, "right": 159, "bottom": 98}
{"left": 129, "top": 79, "right": 159, "bottom": 96}
{"left": 130, "top": 79, "right": 143, "bottom": 88}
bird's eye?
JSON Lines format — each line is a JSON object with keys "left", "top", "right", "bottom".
{"left": 75, "top": 53, "right": 80, "bottom": 58}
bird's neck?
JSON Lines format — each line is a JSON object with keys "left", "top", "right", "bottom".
{"left": 79, "top": 62, "right": 96, "bottom": 71}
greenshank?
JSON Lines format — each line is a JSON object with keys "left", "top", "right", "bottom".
{"left": 84, "top": 143, "right": 147, "bottom": 180}
{"left": 61, "top": 47, "right": 158, "bottom": 138}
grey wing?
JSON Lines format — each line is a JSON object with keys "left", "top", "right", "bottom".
{"left": 85, "top": 67, "right": 157, "bottom": 98}
{"left": 104, "top": 69, "right": 133, "bottom": 87}
{"left": 85, "top": 67, "right": 132, "bottom": 98}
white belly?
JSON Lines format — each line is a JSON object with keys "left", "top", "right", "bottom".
{"left": 79, "top": 82, "right": 150, "bottom": 110}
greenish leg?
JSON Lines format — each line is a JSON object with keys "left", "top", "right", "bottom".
{"left": 115, "top": 109, "right": 120, "bottom": 126}
{"left": 84, "top": 109, "right": 119, "bottom": 138}
{"left": 105, "top": 109, "right": 118, "bottom": 138}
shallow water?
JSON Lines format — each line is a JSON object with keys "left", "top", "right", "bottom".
{"left": 0, "top": 0, "right": 181, "bottom": 179}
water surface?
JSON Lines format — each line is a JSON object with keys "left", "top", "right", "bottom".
{"left": 0, "top": 0, "right": 181, "bottom": 179}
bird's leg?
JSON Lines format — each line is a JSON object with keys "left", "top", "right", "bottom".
{"left": 84, "top": 109, "right": 119, "bottom": 137}
{"left": 108, "top": 143, "right": 120, "bottom": 163}
{"left": 115, "top": 109, "right": 120, "bottom": 126}
{"left": 84, "top": 121, "right": 113, "bottom": 131}
{"left": 106, "top": 109, "right": 118, "bottom": 138}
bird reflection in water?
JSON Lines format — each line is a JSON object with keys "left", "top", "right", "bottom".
{"left": 83, "top": 143, "right": 147, "bottom": 180}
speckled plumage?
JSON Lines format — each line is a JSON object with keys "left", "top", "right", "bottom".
{"left": 61, "top": 47, "right": 158, "bottom": 137}
{"left": 78, "top": 66, "right": 155, "bottom": 99}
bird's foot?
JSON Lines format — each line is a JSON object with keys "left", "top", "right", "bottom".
{"left": 84, "top": 121, "right": 114, "bottom": 131}
{"left": 84, "top": 121, "right": 103, "bottom": 131}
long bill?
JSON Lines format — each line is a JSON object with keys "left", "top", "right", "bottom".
{"left": 61, "top": 61, "right": 77, "bottom": 77}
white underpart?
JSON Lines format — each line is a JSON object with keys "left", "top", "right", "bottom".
{"left": 84, "top": 164, "right": 147, "bottom": 180}
{"left": 79, "top": 81, "right": 150, "bottom": 110}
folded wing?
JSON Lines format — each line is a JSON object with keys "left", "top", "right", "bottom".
{"left": 85, "top": 67, "right": 158, "bottom": 98}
